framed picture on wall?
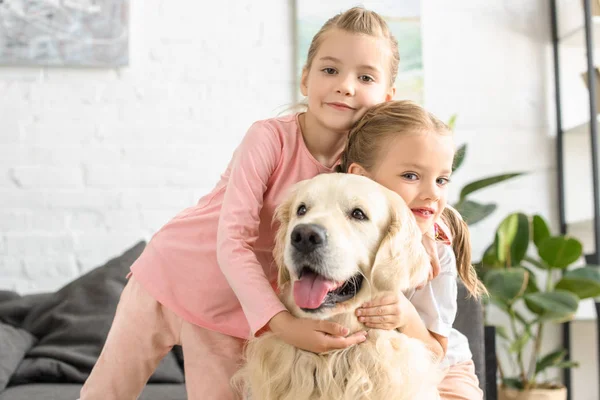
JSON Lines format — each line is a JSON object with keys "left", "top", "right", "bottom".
{"left": 0, "top": 0, "right": 129, "bottom": 67}
{"left": 295, "top": 0, "right": 423, "bottom": 104}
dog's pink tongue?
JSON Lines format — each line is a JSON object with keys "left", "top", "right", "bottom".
{"left": 293, "top": 271, "right": 338, "bottom": 309}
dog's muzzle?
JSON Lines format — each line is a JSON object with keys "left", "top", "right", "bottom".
{"left": 289, "top": 223, "right": 363, "bottom": 312}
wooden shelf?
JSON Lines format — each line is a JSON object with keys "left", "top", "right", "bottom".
{"left": 560, "top": 16, "right": 600, "bottom": 48}
{"left": 563, "top": 115, "right": 600, "bottom": 135}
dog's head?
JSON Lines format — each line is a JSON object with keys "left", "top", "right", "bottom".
{"left": 274, "top": 174, "right": 430, "bottom": 324}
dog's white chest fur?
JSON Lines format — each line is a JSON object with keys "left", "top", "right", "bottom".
{"left": 238, "top": 329, "right": 440, "bottom": 400}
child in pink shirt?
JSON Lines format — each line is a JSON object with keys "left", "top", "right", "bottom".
{"left": 80, "top": 7, "right": 402, "bottom": 400}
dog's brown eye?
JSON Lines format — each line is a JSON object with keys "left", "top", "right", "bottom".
{"left": 297, "top": 204, "right": 307, "bottom": 216}
{"left": 351, "top": 208, "right": 367, "bottom": 220}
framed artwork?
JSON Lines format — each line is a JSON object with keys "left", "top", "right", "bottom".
{"left": 295, "top": 0, "right": 423, "bottom": 104}
{"left": 0, "top": 0, "right": 129, "bottom": 67}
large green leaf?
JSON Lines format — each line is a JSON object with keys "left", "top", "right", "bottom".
{"left": 555, "top": 266, "right": 600, "bottom": 299}
{"left": 453, "top": 200, "right": 496, "bottom": 226}
{"left": 509, "top": 330, "right": 531, "bottom": 353}
{"left": 481, "top": 243, "right": 501, "bottom": 267}
{"left": 537, "top": 236, "right": 583, "bottom": 269}
{"left": 452, "top": 143, "right": 466, "bottom": 172}
{"left": 496, "top": 213, "right": 529, "bottom": 266}
{"left": 484, "top": 268, "right": 529, "bottom": 306}
{"left": 458, "top": 173, "right": 524, "bottom": 200}
{"left": 532, "top": 215, "right": 551, "bottom": 248}
{"left": 554, "top": 361, "right": 579, "bottom": 369}
{"left": 524, "top": 290, "right": 579, "bottom": 322}
{"left": 535, "top": 349, "right": 566, "bottom": 374}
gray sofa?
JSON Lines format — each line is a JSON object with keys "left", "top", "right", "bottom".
{"left": 455, "top": 279, "right": 493, "bottom": 399}
{"left": 0, "top": 241, "right": 494, "bottom": 399}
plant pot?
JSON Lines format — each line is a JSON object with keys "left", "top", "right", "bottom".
{"left": 499, "top": 387, "right": 567, "bottom": 400}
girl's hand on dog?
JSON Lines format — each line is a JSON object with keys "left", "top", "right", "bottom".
{"left": 268, "top": 311, "right": 367, "bottom": 354}
{"left": 356, "top": 292, "right": 409, "bottom": 330}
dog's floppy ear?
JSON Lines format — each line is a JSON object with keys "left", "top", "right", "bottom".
{"left": 371, "top": 190, "right": 431, "bottom": 292}
{"left": 273, "top": 184, "right": 301, "bottom": 288}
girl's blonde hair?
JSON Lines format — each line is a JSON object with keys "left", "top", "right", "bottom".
{"left": 441, "top": 206, "right": 488, "bottom": 298}
{"left": 338, "top": 100, "right": 487, "bottom": 298}
{"left": 304, "top": 7, "right": 400, "bottom": 86}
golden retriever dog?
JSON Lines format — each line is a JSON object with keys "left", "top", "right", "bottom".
{"left": 236, "top": 173, "right": 441, "bottom": 400}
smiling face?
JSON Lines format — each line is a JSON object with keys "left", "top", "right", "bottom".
{"left": 273, "top": 174, "right": 430, "bottom": 322}
{"left": 300, "top": 29, "right": 396, "bottom": 133}
{"left": 360, "top": 132, "right": 455, "bottom": 234}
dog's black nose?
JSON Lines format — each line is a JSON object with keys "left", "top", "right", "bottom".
{"left": 291, "top": 224, "right": 327, "bottom": 253}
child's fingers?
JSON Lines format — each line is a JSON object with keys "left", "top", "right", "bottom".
{"left": 314, "top": 319, "right": 349, "bottom": 337}
{"left": 322, "top": 331, "right": 368, "bottom": 350}
{"left": 358, "top": 314, "right": 397, "bottom": 324}
{"left": 356, "top": 303, "right": 399, "bottom": 318}
{"left": 364, "top": 321, "right": 397, "bottom": 330}
{"left": 361, "top": 293, "right": 398, "bottom": 308}
{"left": 360, "top": 315, "right": 399, "bottom": 330}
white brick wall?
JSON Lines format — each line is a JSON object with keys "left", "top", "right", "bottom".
{"left": 0, "top": 0, "right": 294, "bottom": 291}
{"left": 2, "top": 1, "right": 595, "bottom": 398}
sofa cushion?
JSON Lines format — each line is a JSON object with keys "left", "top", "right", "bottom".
{"left": 453, "top": 281, "right": 485, "bottom": 392}
{"left": 0, "top": 323, "right": 36, "bottom": 391}
{"left": 0, "top": 291, "right": 53, "bottom": 328}
{"left": 8, "top": 241, "right": 184, "bottom": 386}
{"left": 0, "top": 383, "right": 187, "bottom": 400}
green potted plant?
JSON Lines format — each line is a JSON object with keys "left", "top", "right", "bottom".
{"left": 478, "top": 212, "right": 600, "bottom": 399}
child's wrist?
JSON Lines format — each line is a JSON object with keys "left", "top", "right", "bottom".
{"left": 397, "top": 296, "right": 417, "bottom": 330}
{"left": 268, "top": 310, "right": 293, "bottom": 334}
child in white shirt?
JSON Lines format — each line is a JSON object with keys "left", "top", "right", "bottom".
{"left": 344, "top": 100, "right": 487, "bottom": 400}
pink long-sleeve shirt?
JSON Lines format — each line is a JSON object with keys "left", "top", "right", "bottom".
{"left": 130, "top": 113, "right": 339, "bottom": 339}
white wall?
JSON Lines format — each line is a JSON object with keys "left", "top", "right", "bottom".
{"left": 1, "top": 0, "right": 295, "bottom": 292}
{"left": 0, "top": 0, "right": 594, "bottom": 399}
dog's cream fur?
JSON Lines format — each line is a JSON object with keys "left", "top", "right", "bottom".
{"left": 235, "top": 174, "right": 441, "bottom": 400}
